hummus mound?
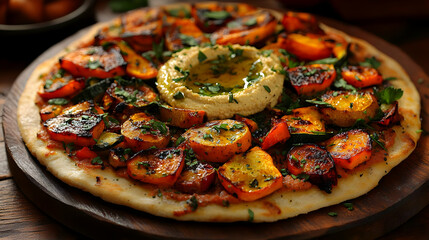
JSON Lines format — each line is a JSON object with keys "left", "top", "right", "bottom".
{"left": 156, "top": 45, "right": 284, "bottom": 119}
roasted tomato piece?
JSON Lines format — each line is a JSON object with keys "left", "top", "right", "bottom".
{"left": 341, "top": 66, "right": 383, "bottom": 88}
{"left": 282, "top": 106, "right": 325, "bottom": 134}
{"left": 281, "top": 33, "right": 332, "bottom": 61}
{"left": 175, "top": 161, "right": 216, "bottom": 193}
{"left": 287, "top": 144, "right": 337, "bottom": 193}
{"left": 165, "top": 18, "right": 209, "bottom": 51}
{"left": 121, "top": 113, "right": 171, "bottom": 152}
{"left": 60, "top": 46, "right": 126, "bottom": 78}
{"left": 211, "top": 10, "right": 277, "bottom": 45}
{"left": 281, "top": 11, "right": 323, "bottom": 34}
{"left": 184, "top": 119, "right": 252, "bottom": 162}
{"left": 127, "top": 147, "right": 185, "bottom": 186}
{"left": 234, "top": 114, "right": 258, "bottom": 133}
{"left": 287, "top": 64, "right": 336, "bottom": 95}
{"left": 104, "top": 81, "right": 157, "bottom": 112}
{"left": 116, "top": 41, "right": 158, "bottom": 79}
{"left": 109, "top": 147, "right": 133, "bottom": 168}
{"left": 75, "top": 146, "right": 98, "bottom": 160}
{"left": 38, "top": 67, "right": 85, "bottom": 99}
{"left": 158, "top": 105, "right": 206, "bottom": 128}
{"left": 40, "top": 104, "right": 65, "bottom": 122}
{"left": 319, "top": 91, "right": 379, "bottom": 127}
{"left": 376, "top": 102, "right": 402, "bottom": 126}
{"left": 260, "top": 118, "right": 290, "bottom": 150}
{"left": 191, "top": 2, "right": 233, "bottom": 32}
{"left": 325, "top": 129, "right": 372, "bottom": 170}
{"left": 44, "top": 102, "right": 105, "bottom": 147}
{"left": 120, "top": 8, "right": 164, "bottom": 52}
{"left": 218, "top": 146, "right": 282, "bottom": 201}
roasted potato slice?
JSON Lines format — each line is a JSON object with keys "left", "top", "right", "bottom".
{"left": 287, "top": 64, "right": 336, "bottom": 95}
{"left": 324, "top": 129, "right": 372, "bottom": 170}
{"left": 281, "top": 11, "right": 323, "bottom": 34}
{"left": 175, "top": 161, "right": 216, "bottom": 193}
{"left": 281, "top": 33, "right": 332, "bottom": 61}
{"left": 116, "top": 41, "right": 158, "bottom": 79}
{"left": 158, "top": 105, "right": 206, "bottom": 128}
{"left": 282, "top": 106, "right": 325, "bottom": 134}
{"left": 121, "top": 113, "right": 170, "bottom": 152}
{"left": 320, "top": 91, "right": 379, "bottom": 127}
{"left": 211, "top": 10, "right": 277, "bottom": 46}
{"left": 60, "top": 46, "right": 126, "bottom": 79}
{"left": 44, "top": 102, "right": 105, "bottom": 147}
{"left": 165, "top": 18, "right": 209, "bottom": 51}
{"left": 40, "top": 104, "right": 65, "bottom": 122}
{"left": 376, "top": 101, "right": 402, "bottom": 126}
{"left": 218, "top": 146, "right": 283, "bottom": 201}
{"left": 287, "top": 144, "right": 337, "bottom": 193}
{"left": 127, "top": 147, "right": 185, "bottom": 186}
{"left": 120, "top": 8, "right": 164, "bottom": 52}
{"left": 341, "top": 66, "right": 383, "bottom": 88}
{"left": 184, "top": 119, "right": 251, "bottom": 162}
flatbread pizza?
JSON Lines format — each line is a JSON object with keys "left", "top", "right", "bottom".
{"left": 17, "top": 2, "right": 421, "bottom": 222}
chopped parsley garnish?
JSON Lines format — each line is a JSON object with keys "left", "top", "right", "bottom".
{"left": 229, "top": 92, "right": 238, "bottom": 103}
{"left": 198, "top": 50, "right": 207, "bottom": 63}
{"left": 87, "top": 60, "right": 102, "bottom": 70}
{"left": 333, "top": 78, "right": 357, "bottom": 91}
{"left": 309, "top": 58, "right": 338, "bottom": 65}
{"left": 248, "top": 209, "right": 254, "bottom": 222}
{"left": 263, "top": 85, "right": 271, "bottom": 93}
{"left": 359, "top": 56, "right": 381, "bottom": 69}
{"left": 370, "top": 132, "right": 387, "bottom": 151}
{"left": 328, "top": 211, "right": 338, "bottom": 217}
{"left": 186, "top": 196, "right": 199, "bottom": 211}
{"left": 175, "top": 136, "right": 186, "bottom": 146}
{"left": 260, "top": 49, "right": 273, "bottom": 57}
{"left": 203, "top": 10, "right": 230, "bottom": 20}
{"left": 91, "top": 156, "right": 103, "bottom": 165}
{"left": 48, "top": 98, "right": 69, "bottom": 105}
{"left": 249, "top": 178, "right": 259, "bottom": 188}
{"left": 244, "top": 17, "right": 257, "bottom": 26}
{"left": 343, "top": 202, "right": 354, "bottom": 211}
{"left": 173, "top": 91, "right": 185, "bottom": 100}
{"left": 305, "top": 99, "right": 335, "bottom": 109}
{"left": 375, "top": 86, "right": 403, "bottom": 104}
{"left": 179, "top": 34, "right": 198, "bottom": 46}
{"left": 203, "top": 133, "right": 213, "bottom": 140}
{"left": 173, "top": 65, "right": 190, "bottom": 82}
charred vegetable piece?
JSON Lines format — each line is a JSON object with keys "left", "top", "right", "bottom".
{"left": 320, "top": 91, "right": 379, "bottom": 127}
{"left": 184, "top": 119, "right": 251, "bottom": 162}
{"left": 158, "top": 105, "right": 206, "bottom": 128}
{"left": 120, "top": 8, "right": 164, "bottom": 52}
{"left": 38, "top": 68, "right": 85, "bottom": 99}
{"left": 260, "top": 118, "right": 290, "bottom": 150}
{"left": 325, "top": 129, "right": 372, "bottom": 170}
{"left": 108, "top": 147, "right": 132, "bottom": 168}
{"left": 191, "top": 2, "right": 233, "bottom": 33}
{"left": 94, "top": 132, "right": 124, "bottom": 150}
{"left": 376, "top": 101, "right": 402, "bottom": 126}
{"left": 281, "top": 33, "right": 332, "bottom": 61}
{"left": 104, "top": 81, "right": 158, "bottom": 111}
{"left": 234, "top": 114, "right": 258, "bottom": 133}
{"left": 127, "top": 147, "right": 185, "bottom": 186}
{"left": 116, "top": 41, "right": 158, "bottom": 79}
{"left": 60, "top": 46, "right": 126, "bottom": 78}
{"left": 165, "top": 18, "right": 209, "bottom": 51}
{"left": 175, "top": 161, "right": 216, "bottom": 193}
{"left": 121, "top": 113, "right": 170, "bottom": 152}
{"left": 40, "top": 104, "right": 65, "bottom": 122}
{"left": 75, "top": 146, "right": 98, "bottom": 160}
{"left": 341, "top": 66, "right": 383, "bottom": 88}
{"left": 218, "top": 146, "right": 282, "bottom": 201}
{"left": 211, "top": 10, "right": 277, "bottom": 45}
{"left": 44, "top": 102, "right": 105, "bottom": 146}
{"left": 282, "top": 106, "right": 329, "bottom": 142}
{"left": 287, "top": 144, "right": 337, "bottom": 193}
{"left": 281, "top": 11, "right": 323, "bottom": 34}
{"left": 72, "top": 78, "right": 113, "bottom": 104}
{"left": 287, "top": 64, "right": 336, "bottom": 95}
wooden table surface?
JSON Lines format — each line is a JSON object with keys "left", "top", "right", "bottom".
{"left": 1, "top": 0, "right": 429, "bottom": 239}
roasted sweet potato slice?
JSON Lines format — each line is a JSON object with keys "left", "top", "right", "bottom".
{"left": 211, "top": 10, "right": 277, "bottom": 45}
{"left": 175, "top": 161, "right": 216, "bottom": 193}
{"left": 104, "top": 81, "right": 158, "bottom": 112}
{"left": 282, "top": 106, "right": 325, "bottom": 135}
{"left": 127, "top": 147, "right": 185, "bottom": 186}
{"left": 165, "top": 18, "right": 209, "bottom": 51}
{"left": 120, "top": 8, "right": 164, "bottom": 52}
{"left": 116, "top": 41, "right": 158, "bottom": 79}
{"left": 287, "top": 144, "right": 337, "bottom": 193}
{"left": 158, "top": 105, "right": 206, "bottom": 128}
{"left": 260, "top": 118, "right": 290, "bottom": 150}
{"left": 191, "top": 2, "right": 232, "bottom": 32}
{"left": 40, "top": 104, "right": 65, "bottom": 122}
{"left": 184, "top": 119, "right": 252, "bottom": 162}
{"left": 319, "top": 91, "right": 379, "bottom": 127}
{"left": 44, "top": 102, "right": 105, "bottom": 147}
{"left": 38, "top": 65, "right": 85, "bottom": 99}
{"left": 341, "top": 66, "right": 383, "bottom": 88}
{"left": 60, "top": 46, "right": 126, "bottom": 79}
{"left": 108, "top": 147, "right": 133, "bottom": 168}
{"left": 121, "top": 113, "right": 170, "bottom": 152}
{"left": 281, "top": 11, "right": 323, "bottom": 34}
{"left": 281, "top": 33, "right": 332, "bottom": 61}
{"left": 287, "top": 64, "right": 336, "bottom": 95}
{"left": 376, "top": 101, "right": 402, "bottom": 126}
{"left": 218, "top": 146, "right": 282, "bottom": 201}
{"left": 325, "top": 129, "right": 372, "bottom": 170}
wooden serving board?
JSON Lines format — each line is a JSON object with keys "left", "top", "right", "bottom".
{"left": 3, "top": 14, "right": 429, "bottom": 239}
